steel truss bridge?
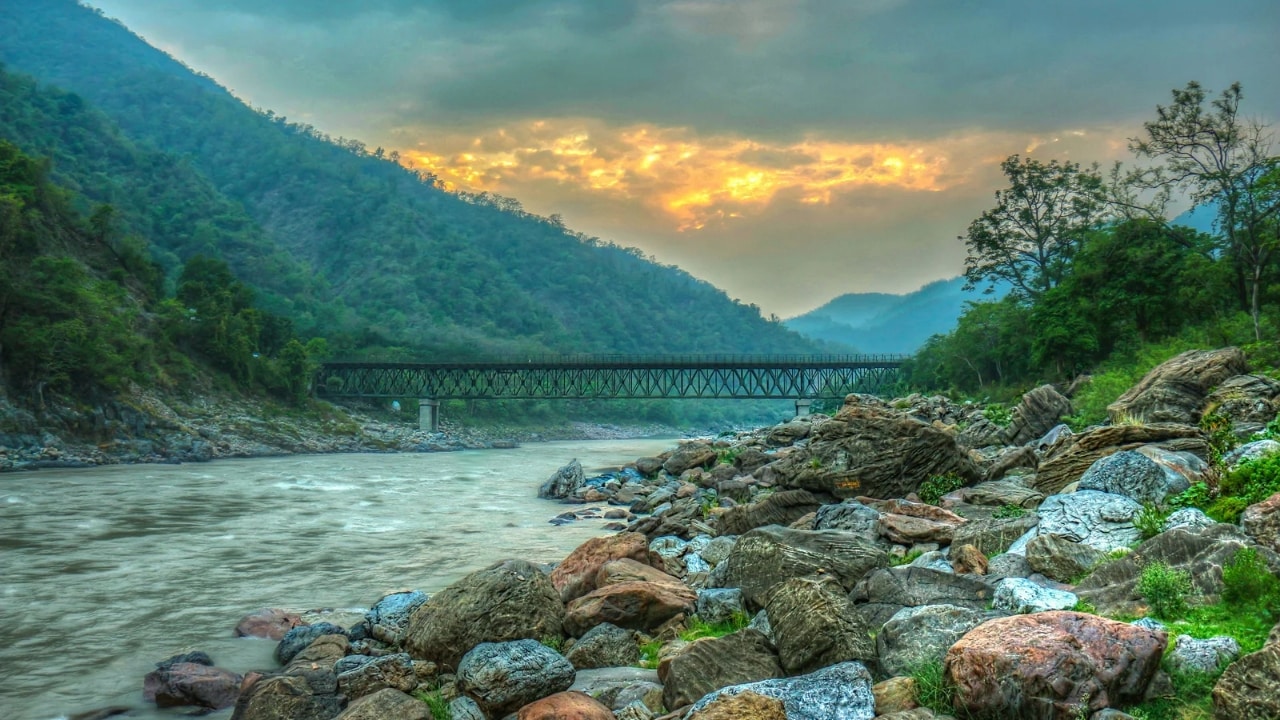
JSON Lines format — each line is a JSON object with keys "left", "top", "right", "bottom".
{"left": 317, "top": 355, "right": 906, "bottom": 430}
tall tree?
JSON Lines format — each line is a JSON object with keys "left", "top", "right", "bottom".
{"left": 961, "top": 155, "right": 1107, "bottom": 300}
{"left": 1131, "top": 82, "right": 1280, "bottom": 340}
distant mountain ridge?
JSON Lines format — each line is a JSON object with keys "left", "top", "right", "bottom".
{"left": 786, "top": 277, "right": 1008, "bottom": 354}
{"left": 0, "top": 1, "right": 819, "bottom": 358}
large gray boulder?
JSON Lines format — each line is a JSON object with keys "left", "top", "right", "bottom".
{"left": 685, "top": 661, "right": 876, "bottom": 720}
{"left": 657, "top": 629, "right": 783, "bottom": 710}
{"left": 1033, "top": 424, "right": 1207, "bottom": 495}
{"left": 1036, "top": 490, "right": 1142, "bottom": 554}
{"left": 852, "top": 567, "right": 995, "bottom": 612}
{"left": 663, "top": 442, "right": 717, "bottom": 475}
{"left": 1204, "top": 373, "right": 1280, "bottom": 428}
{"left": 876, "top": 604, "right": 985, "bottom": 678}
{"left": 539, "top": 459, "right": 585, "bottom": 499}
{"left": 1078, "top": 450, "right": 1183, "bottom": 506}
{"left": 950, "top": 513, "right": 1040, "bottom": 557}
{"left": 456, "top": 640, "right": 575, "bottom": 718}
{"left": 363, "top": 591, "right": 428, "bottom": 645}
{"left": 564, "top": 623, "right": 640, "bottom": 670}
{"left": 696, "top": 587, "right": 747, "bottom": 625}
{"left": 992, "top": 577, "right": 1078, "bottom": 614}
{"left": 1169, "top": 634, "right": 1240, "bottom": 674}
{"left": 405, "top": 559, "right": 566, "bottom": 669}
{"left": 1107, "top": 347, "right": 1247, "bottom": 425}
{"left": 1005, "top": 384, "right": 1074, "bottom": 446}
{"left": 333, "top": 689, "right": 431, "bottom": 720}
{"left": 717, "top": 526, "right": 887, "bottom": 609}
{"left": 336, "top": 653, "right": 416, "bottom": 700}
{"left": 716, "top": 489, "right": 820, "bottom": 536}
{"left": 758, "top": 404, "right": 982, "bottom": 500}
{"left": 1025, "top": 533, "right": 1107, "bottom": 583}
{"left": 765, "top": 576, "right": 875, "bottom": 676}
{"left": 812, "top": 501, "right": 882, "bottom": 541}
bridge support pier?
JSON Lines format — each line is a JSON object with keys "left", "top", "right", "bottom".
{"left": 795, "top": 399, "right": 813, "bottom": 418}
{"left": 419, "top": 398, "right": 440, "bottom": 432}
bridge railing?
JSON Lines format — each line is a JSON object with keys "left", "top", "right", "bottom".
{"left": 321, "top": 353, "right": 909, "bottom": 369}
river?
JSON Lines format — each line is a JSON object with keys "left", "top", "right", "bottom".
{"left": 0, "top": 438, "right": 677, "bottom": 720}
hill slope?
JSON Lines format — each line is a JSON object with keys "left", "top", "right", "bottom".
{"left": 787, "top": 277, "right": 1003, "bottom": 353}
{"left": 0, "top": 1, "right": 817, "bottom": 357}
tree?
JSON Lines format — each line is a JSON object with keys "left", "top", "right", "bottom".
{"left": 1130, "top": 82, "right": 1280, "bottom": 340}
{"left": 961, "top": 155, "right": 1107, "bottom": 300}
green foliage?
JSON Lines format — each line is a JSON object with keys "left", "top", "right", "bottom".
{"left": 538, "top": 635, "right": 563, "bottom": 653}
{"left": 412, "top": 688, "right": 452, "bottom": 720}
{"left": 679, "top": 612, "right": 751, "bottom": 643}
{"left": 637, "top": 638, "right": 664, "bottom": 669}
{"left": 1128, "top": 667, "right": 1218, "bottom": 720}
{"left": 1254, "top": 412, "right": 1280, "bottom": 442}
{"left": 890, "top": 549, "right": 925, "bottom": 567}
{"left": 983, "top": 403, "right": 1012, "bottom": 427}
{"left": 1138, "top": 561, "right": 1194, "bottom": 620}
{"left": 993, "top": 503, "right": 1026, "bottom": 519}
{"left": 1213, "top": 454, "right": 1280, "bottom": 523}
{"left": 1170, "top": 482, "right": 1212, "bottom": 511}
{"left": 1200, "top": 410, "right": 1239, "bottom": 464}
{"left": 1134, "top": 505, "right": 1169, "bottom": 540}
{"left": 909, "top": 661, "right": 955, "bottom": 715}
{"left": 918, "top": 474, "right": 966, "bottom": 505}
{"left": 1221, "top": 547, "right": 1280, "bottom": 609}
{"left": 715, "top": 446, "right": 741, "bottom": 465}
{"left": 1071, "top": 598, "right": 1098, "bottom": 614}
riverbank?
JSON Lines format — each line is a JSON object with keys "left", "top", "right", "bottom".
{"left": 0, "top": 384, "right": 687, "bottom": 472}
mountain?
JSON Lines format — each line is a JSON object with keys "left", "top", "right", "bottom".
{"left": 0, "top": 1, "right": 818, "bottom": 358}
{"left": 786, "top": 277, "right": 1006, "bottom": 354}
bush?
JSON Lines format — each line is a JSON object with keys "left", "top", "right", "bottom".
{"left": 994, "top": 503, "right": 1026, "bottom": 519}
{"left": 413, "top": 688, "right": 452, "bottom": 720}
{"left": 919, "top": 474, "right": 965, "bottom": 505}
{"left": 1137, "top": 561, "right": 1193, "bottom": 620}
{"left": 1170, "top": 482, "right": 1211, "bottom": 510}
{"left": 984, "top": 403, "right": 1012, "bottom": 427}
{"left": 1221, "top": 546, "right": 1280, "bottom": 608}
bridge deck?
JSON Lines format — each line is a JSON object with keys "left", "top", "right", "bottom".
{"left": 317, "top": 354, "right": 906, "bottom": 400}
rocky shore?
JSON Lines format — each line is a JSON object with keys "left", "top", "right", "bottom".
{"left": 0, "top": 384, "right": 680, "bottom": 472}
{"left": 100, "top": 349, "right": 1280, "bottom": 718}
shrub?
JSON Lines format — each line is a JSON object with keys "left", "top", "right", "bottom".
{"left": 413, "top": 688, "right": 452, "bottom": 720}
{"left": 993, "top": 503, "right": 1026, "bottom": 519}
{"left": 1221, "top": 546, "right": 1280, "bottom": 608}
{"left": 1170, "top": 482, "right": 1211, "bottom": 510}
{"left": 1133, "top": 504, "right": 1168, "bottom": 540}
{"left": 910, "top": 661, "right": 955, "bottom": 714}
{"left": 1137, "top": 561, "right": 1193, "bottom": 620}
{"left": 919, "top": 474, "right": 965, "bottom": 505}
{"left": 984, "top": 403, "right": 1012, "bottom": 427}
{"left": 638, "top": 638, "right": 664, "bottom": 669}
{"left": 890, "top": 549, "right": 925, "bottom": 567}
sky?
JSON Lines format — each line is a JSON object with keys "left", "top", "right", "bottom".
{"left": 86, "top": 0, "right": 1280, "bottom": 317}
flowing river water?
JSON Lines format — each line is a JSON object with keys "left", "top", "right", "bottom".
{"left": 0, "top": 438, "right": 677, "bottom": 720}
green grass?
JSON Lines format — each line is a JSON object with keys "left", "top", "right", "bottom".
{"left": 638, "top": 638, "right": 664, "bottom": 669}
{"left": 412, "top": 688, "right": 452, "bottom": 720}
{"left": 993, "top": 503, "right": 1026, "bottom": 519}
{"left": 890, "top": 548, "right": 926, "bottom": 567}
{"left": 679, "top": 612, "right": 751, "bottom": 642}
{"left": 919, "top": 474, "right": 966, "bottom": 505}
{"left": 1134, "top": 504, "right": 1169, "bottom": 540}
{"left": 909, "top": 661, "right": 955, "bottom": 715}
{"left": 1128, "top": 666, "right": 1219, "bottom": 720}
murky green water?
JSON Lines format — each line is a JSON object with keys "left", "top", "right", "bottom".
{"left": 0, "top": 439, "right": 675, "bottom": 720}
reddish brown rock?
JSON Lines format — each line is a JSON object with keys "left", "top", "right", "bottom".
{"left": 234, "top": 608, "right": 304, "bottom": 640}
{"left": 144, "top": 663, "right": 243, "bottom": 711}
{"left": 551, "top": 533, "right": 653, "bottom": 603}
{"left": 878, "top": 513, "right": 962, "bottom": 545}
{"left": 1242, "top": 492, "right": 1280, "bottom": 553}
{"left": 873, "top": 499, "right": 968, "bottom": 524}
{"left": 950, "top": 544, "right": 988, "bottom": 575}
{"left": 873, "top": 677, "right": 919, "bottom": 715}
{"left": 685, "top": 690, "right": 786, "bottom": 720}
{"left": 946, "top": 611, "right": 1167, "bottom": 719}
{"left": 565, "top": 581, "right": 697, "bottom": 636}
{"left": 596, "top": 558, "right": 684, "bottom": 588}
{"left": 517, "top": 691, "right": 616, "bottom": 719}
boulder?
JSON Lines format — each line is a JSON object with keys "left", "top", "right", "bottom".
{"left": 276, "top": 622, "right": 345, "bottom": 665}
{"left": 565, "top": 580, "right": 697, "bottom": 636}
{"left": 1242, "top": 492, "right": 1280, "bottom": 552}
{"left": 1205, "top": 373, "right": 1280, "bottom": 427}
{"left": 1077, "top": 450, "right": 1183, "bottom": 506}
{"left": 1107, "top": 347, "right": 1247, "bottom": 425}
{"left": 1224, "top": 439, "right": 1280, "bottom": 470}
{"left": 230, "top": 672, "right": 343, "bottom": 720}
{"left": 336, "top": 652, "right": 416, "bottom": 700}
{"left": 1034, "top": 424, "right": 1206, "bottom": 495}
{"left": 981, "top": 447, "right": 1040, "bottom": 484}
{"left": 334, "top": 688, "right": 431, "bottom": 720}
{"left": 812, "top": 501, "right": 882, "bottom": 540}
{"left": 876, "top": 604, "right": 985, "bottom": 678}
{"left": 765, "top": 576, "right": 874, "bottom": 675}
{"left": 945, "top": 611, "right": 1167, "bottom": 718}
{"left": 696, "top": 587, "right": 746, "bottom": 625}
{"left": 986, "top": 552, "right": 1033, "bottom": 580}
{"left": 635, "top": 456, "right": 665, "bottom": 477}
{"left": 1162, "top": 507, "right": 1216, "bottom": 533}
{"left": 878, "top": 513, "right": 963, "bottom": 545}
{"left": 553, "top": 533, "right": 653, "bottom": 603}
{"left": 1076, "top": 524, "right": 1280, "bottom": 615}
{"left": 993, "top": 577, "right": 1079, "bottom": 614}
{"left": 649, "top": 536, "right": 690, "bottom": 576}
{"left": 405, "top": 559, "right": 566, "bottom": 669}
{"left": 516, "top": 691, "right": 616, "bottom": 720}
{"left": 1036, "top": 491, "right": 1142, "bottom": 554}
{"left": 658, "top": 629, "right": 783, "bottom": 709}
{"left": 853, "top": 567, "right": 994, "bottom": 612}
{"left": 540, "top": 459, "right": 586, "bottom": 499}
{"left": 1005, "top": 385, "right": 1074, "bottom": 446}
{"left": 364, "top": 591, "right": 428, "bottom": 644}
{"left": 950, "top": 478, "right": 1043, "bottom": 509}
{"left": 565, "top": 623, "right": 640, "bottom": 670}
{"left": 1026, "top": 534, "right": 1107, "bottom": 583}
{"left": 950, "top": 544, "right": 989, "bottom": 575}
{"left": 872, "top": 677, "right": 919, "bottom": 716}
{"left": 597, "top": 558, "right": 684, "bottom": 588}
{"left": 1168, "top": 634, "right": 1240, "bottom": 674}
{"left": 1135, "top": 445, "right": 1209, "bottom": 494}
{"left": 143, "top": 659, "right": 242, "bottom": 711}
{"left": 684, "top": 661, "right": 876, "bottom": 720}
{"left": 716, "top": 490, "right": 821, "bottom": 536}
{"left": 235, "top": 608, "right": 304, "bottom": 641}
{"left": 767, "top": 421, "right": 812, "bottom": 446}
{"left": 664, "top": 443, "right": 717, "bottom": 475}
{"left": 718, "top": 526, "right": 887, "bottom": 609}
{"left": 457, "top": 640, "right": 576, "bottom": 718}
{"left": 685, "top": 690, "right": 786, "bottom": 720}
{"left": 761, "top": 404, "right": 982, "bottom": 500}
{"left": 450, "top": 696, "right": 487, "bottom": 720}
{"left": 1212, "top": 643, "right": 1280, "bottom": 719}
{"left": 950, "top": 513, "right": 1040, "bottom": 558}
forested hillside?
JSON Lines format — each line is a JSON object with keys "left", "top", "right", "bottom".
{"left": 0, "top": 1, "right": 817, "bottom": 360}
